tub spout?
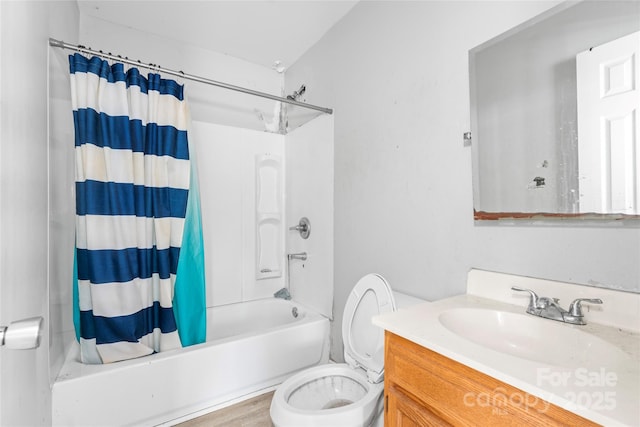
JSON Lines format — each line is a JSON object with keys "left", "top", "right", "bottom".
{"left": 274, "top": 288, "right": 291, "bottom": 300}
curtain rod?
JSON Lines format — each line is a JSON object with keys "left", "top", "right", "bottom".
{"left": 49, "top": 38, "right": 333, "bottom": 115}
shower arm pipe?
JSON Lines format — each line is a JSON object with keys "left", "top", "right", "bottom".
{"left": 48, "top": 38, "right": 333, "bottom": 115}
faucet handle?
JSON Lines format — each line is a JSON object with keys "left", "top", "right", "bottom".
{"left": 511, "top": 287, "right": 539, "bottom": 313}
{"left": 568, "top": 298, "right": 603, "bottom": 317}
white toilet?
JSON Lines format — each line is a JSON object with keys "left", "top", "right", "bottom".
{"left": 270, "top": 273, "right": 422, "bottom": 427}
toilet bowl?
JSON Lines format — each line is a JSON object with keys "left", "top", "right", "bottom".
{"left": 270, "top": 273, "right": 423, "bottom": 427}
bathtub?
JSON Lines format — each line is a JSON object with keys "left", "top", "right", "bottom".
{"left": 52, "top": 298, "right": 330, "bottom": 426}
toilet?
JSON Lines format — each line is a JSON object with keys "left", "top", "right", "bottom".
{"left": 270, "top": 273, "right": 423, "bottom": 427}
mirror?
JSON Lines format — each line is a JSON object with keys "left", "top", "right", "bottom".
{"left": 470, "top": 1, "right": 640, "bottom": 220}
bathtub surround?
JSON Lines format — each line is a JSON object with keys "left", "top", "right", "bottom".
{"left": 169, "top": 117, "right": 334, "bottom": 314}
{"left": 285, "top": 114, "right": 334, "bottom": 319}
{"left": 191, "top": 121, "right": 287, "bottom": 306}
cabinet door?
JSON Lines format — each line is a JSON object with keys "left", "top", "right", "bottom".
{"left": 386, "top": 385, "right": 453, "bottom": 427}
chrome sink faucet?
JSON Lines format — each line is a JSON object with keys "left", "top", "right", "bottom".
{"left": 511, "top": 287, "right": 602, "bottom": 325}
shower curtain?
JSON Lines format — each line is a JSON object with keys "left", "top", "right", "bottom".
{"left": 69, "top": 53, "right": 206, "bottom": 364}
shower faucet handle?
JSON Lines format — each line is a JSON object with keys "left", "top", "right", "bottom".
{"left": 289, "top": 217, "right": 311, "bottom": 239}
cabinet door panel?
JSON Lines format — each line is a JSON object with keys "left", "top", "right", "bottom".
{"left": 387, "top": 385, "right": 453, "bottom": 427}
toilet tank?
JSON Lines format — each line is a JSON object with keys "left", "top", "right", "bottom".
{"left": 392, "top": 291, "right": 426, "bottom": 310}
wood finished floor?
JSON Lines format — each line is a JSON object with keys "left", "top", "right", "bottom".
{"left": 176, "top": 391, "right": 275, "bottom": 427}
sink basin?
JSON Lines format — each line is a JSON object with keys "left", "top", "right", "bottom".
{"left": 438, "top": 308, "right": 631, "bottom": 367}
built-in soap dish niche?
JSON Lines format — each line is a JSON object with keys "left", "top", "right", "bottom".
{"left": 256, "top": 154, "right": 283, "bottom": 280}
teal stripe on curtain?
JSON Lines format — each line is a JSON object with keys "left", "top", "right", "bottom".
{"left": 173, "top": 135, "right": 207, "bottom": 346}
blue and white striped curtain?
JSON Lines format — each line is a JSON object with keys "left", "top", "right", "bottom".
{"left": 69, "top": 53, "right": 206, "bottom": 364}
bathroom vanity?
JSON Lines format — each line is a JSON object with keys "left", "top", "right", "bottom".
{"left": 373, "top": 270, "right": 640, "bottom": 426}
{"left": 384, "top": 332, "right": 597, "bottom": 426}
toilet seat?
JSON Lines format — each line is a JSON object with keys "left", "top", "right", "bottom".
{"left": 342, "top": 273, "right": 395, "bottom": 383}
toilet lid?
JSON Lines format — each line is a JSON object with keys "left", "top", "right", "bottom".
{"left": 342, "top": 274, "right": 396, "bottom": 384}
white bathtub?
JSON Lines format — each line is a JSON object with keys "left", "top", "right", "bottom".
{"left": 52, "top": 298, "right": 330, "bottom": 426}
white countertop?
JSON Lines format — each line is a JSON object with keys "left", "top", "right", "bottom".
{"left": 374, "top": 271, "right": 640, "bottom": 426}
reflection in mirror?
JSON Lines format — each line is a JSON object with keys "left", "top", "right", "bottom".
{"left": 470, "top": 1, "right": 640, "bottom": 220}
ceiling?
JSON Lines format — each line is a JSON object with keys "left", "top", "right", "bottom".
{"left": 77, "top": 0, "right": 358, "bottom": 70}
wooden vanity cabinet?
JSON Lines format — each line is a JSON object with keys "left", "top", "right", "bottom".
{"left": 383, "top": 332, "right": 599, "bottom": 426}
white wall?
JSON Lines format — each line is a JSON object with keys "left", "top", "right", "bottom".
{"left": 189, "top": 115, "right": 335, "bottom": 315}
{"left": 1, "top": 1, "right": 78, "bottom": 425}
{"left": 286, "top": 1, "right": 640, "bottom": 362}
